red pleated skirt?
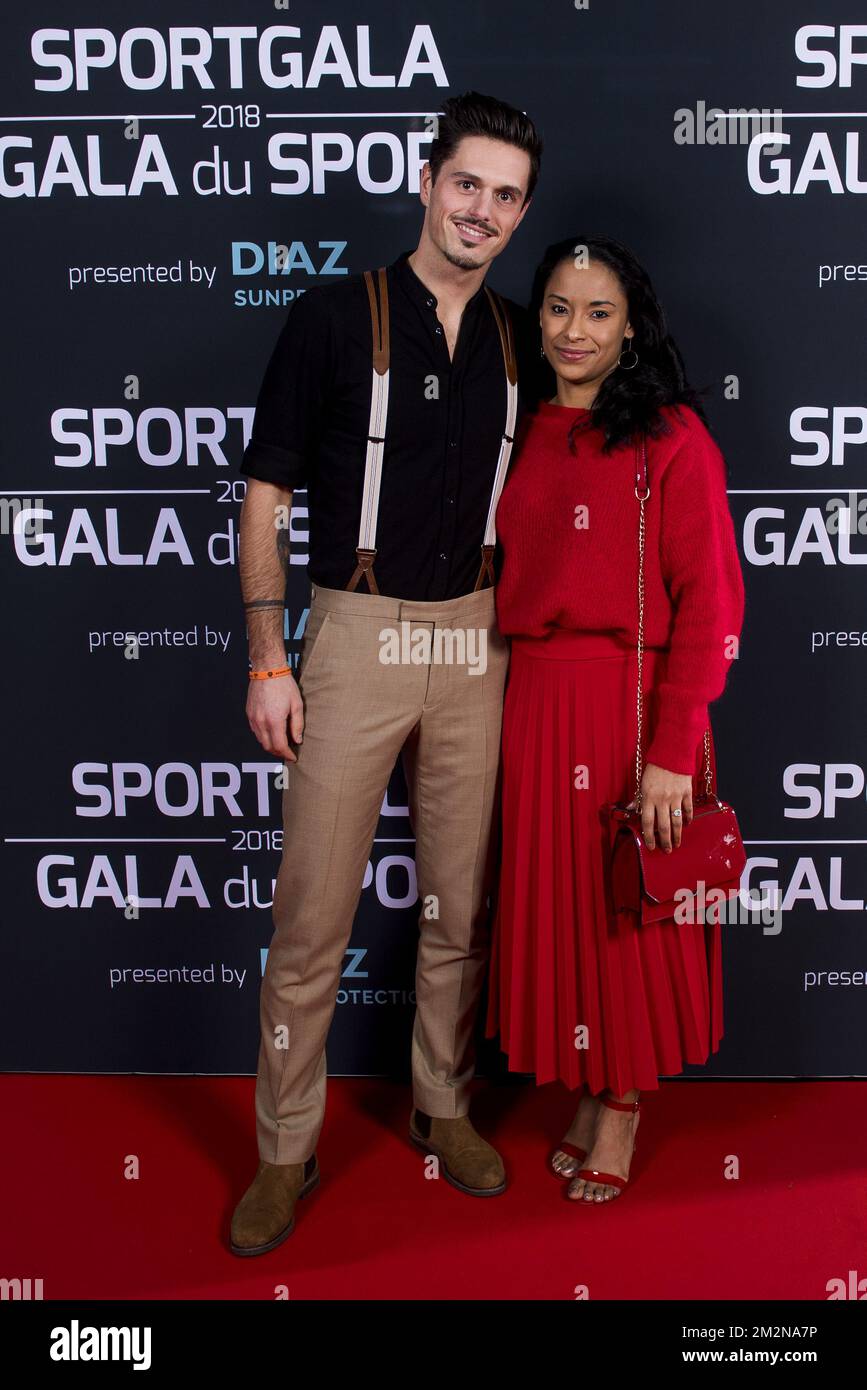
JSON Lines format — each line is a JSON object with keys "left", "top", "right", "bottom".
{"left": 485, "top": 629, "right": 723, "bottom": 1094}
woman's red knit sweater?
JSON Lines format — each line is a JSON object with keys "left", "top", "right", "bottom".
{"left": 494, "top": 401, "right": 746, "bottom": 776}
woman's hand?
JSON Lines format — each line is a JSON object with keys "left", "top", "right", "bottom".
{"left": 625, "top": 762, "right": 694, "bottom": 852}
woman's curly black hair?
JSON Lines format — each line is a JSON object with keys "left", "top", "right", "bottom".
{"left": 527, "top": 234, "right": 709, "bottom": 454}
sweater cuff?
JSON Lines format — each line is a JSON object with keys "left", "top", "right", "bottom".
{"left": 644, "top": 706, "right": 708, "bottom": 777}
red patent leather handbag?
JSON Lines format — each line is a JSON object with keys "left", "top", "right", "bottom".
{"left": 606, "top": 435, "right": 746, "bottom": 927}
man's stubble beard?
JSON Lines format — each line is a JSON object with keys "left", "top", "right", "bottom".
{"left": 434, "top": 224, "right": 495, "bottom": 272}
{"left": 441, "top": 246, "right": 486, "bottom": 271}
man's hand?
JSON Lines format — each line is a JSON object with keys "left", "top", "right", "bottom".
{"left": 238, "top": 478, "right": 301, "bottom": 759}
{"left": 246, "top": 672, "right": 304, "bottom": 762}
{"left": 625, "top": 762, "right": 694, "bottom": 852}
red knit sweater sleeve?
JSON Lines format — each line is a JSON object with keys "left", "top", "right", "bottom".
{"left": 643, "top": 411, "right": 745, "bottom": 776}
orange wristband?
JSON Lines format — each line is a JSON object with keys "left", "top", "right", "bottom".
{"left": 249, "top": 665, "right": 293, "bottom": 681}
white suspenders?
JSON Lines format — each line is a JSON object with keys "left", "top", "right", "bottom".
{"left": 345, "top": 266, "right": 519, "bottom": 595}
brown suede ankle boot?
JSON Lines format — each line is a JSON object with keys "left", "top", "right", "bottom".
{"left": 229, "top": 1154, "right": 319, "bottom": 1256}
{"left": 409, "top": 1110, "right": 506, "bottom": 1196}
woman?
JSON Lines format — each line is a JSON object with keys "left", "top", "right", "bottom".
{"left": 485, "top": 235, "right": 745, "bottom": 1204}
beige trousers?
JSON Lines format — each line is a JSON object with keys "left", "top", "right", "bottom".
{"left": 254, "top": 582, "right": 509, "bottom": 1163}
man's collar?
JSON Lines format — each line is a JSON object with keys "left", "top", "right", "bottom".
{"left": 392, "top": 248, "right": 489, "bottom": 310}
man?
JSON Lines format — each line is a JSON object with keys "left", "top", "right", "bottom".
{"left": 230, "top": 91, "right": 542, "bottom": 1256}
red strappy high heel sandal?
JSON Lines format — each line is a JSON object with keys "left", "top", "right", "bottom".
{"left": 568, "top": 1092, "right": 641, "bottom": 1202}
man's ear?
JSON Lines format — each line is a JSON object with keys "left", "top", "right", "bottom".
{"left": 419, "top": 161, "right": 432, "bottom": 206}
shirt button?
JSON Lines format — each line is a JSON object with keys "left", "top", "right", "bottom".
{"left": 426, "top": 297, "right": 434, "bottom": 307}
{"left": 439, "top": 552, "right": 447, "bottom": 561}
{"left": 449, "top": 440, "right": 457, "bottom": 448}
{"left": 447, "top": 496, "right": 455, "bottom": 504}
{"left": 435, "top": 325, "right": 443, "bottom": 335}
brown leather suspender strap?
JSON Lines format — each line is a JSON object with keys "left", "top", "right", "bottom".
{"left": 483, "top": 283, "right": 518, "bottom": 386}
{"left": 365, "top": 264, "right": 390, "bottom": 374}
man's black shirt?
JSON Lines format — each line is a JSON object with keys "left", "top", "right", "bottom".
{"left": 239, "top": 248, "right": 533, "bottom": 600}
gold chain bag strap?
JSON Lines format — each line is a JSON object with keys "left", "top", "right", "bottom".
{"left": 606, "top": 433, "right": 746, "bottom": 926}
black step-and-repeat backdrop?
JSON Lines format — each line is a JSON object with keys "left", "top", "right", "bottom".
{"left": 2, "top": 1, "right": 865, "bottom": 1080}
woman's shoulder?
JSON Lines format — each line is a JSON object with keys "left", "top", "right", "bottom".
{"left": 513, "top": 400, "right": 579, "bottom": 447}
{"left": 653, "top": 403, "right": 725, "bottom": 469}
{"left": 656, "top": 402, "right": 712, "bottom": 444}
{"left": 650, "top": 403, "right": 731, "bottom": 498}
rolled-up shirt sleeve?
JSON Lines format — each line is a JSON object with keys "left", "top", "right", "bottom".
{"left": 239, "top": 289, "right": 332, "bottom": 489}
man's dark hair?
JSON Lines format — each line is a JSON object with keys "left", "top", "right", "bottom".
{"left": 427, "top": 91, "right": 542, "bottom": 203}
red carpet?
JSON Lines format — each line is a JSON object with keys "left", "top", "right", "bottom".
{"left": 2, "top": 1075, "right": 864, "bottom": 1300}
